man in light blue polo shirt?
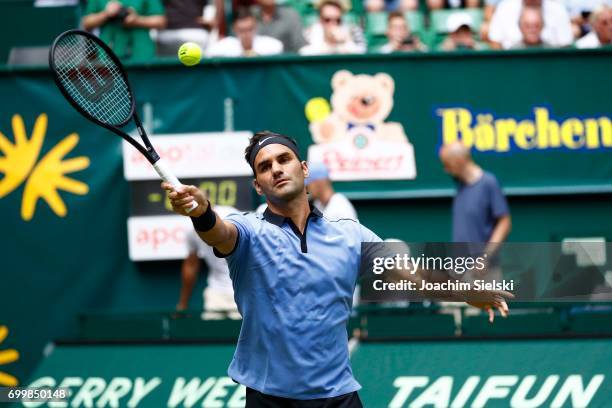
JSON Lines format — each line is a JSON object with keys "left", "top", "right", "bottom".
{"left": 162, "top": 131, "right": 511, "bottom": 406}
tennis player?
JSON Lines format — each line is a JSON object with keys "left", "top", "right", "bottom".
{"left": 162, "top": 131, "right": 511, "bottom": 407}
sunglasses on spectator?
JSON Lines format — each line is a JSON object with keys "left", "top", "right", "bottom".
{"left": 322, "top": 16, "right": 342, "bottom": 23}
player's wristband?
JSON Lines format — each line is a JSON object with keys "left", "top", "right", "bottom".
{"left": 191, "top": 200, "right": 216, "bottom": 232}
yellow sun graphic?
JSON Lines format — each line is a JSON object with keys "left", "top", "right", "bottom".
{"left": 0, "top": 326, "right": 19, "bottom": 387}
{"left": 0, "top": 114, "right": 90, "bottom": 221}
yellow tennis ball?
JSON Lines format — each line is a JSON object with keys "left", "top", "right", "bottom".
{"left": 178, "top": 42, "right": 202, "bottom": 66}
{"left": 305, "top": 97, "right": 331, "bottom": 123}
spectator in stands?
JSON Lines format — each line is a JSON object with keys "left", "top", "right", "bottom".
{"left": 177, "top": 205, "right": 241, "bottom": 319}
{"left": 82, "top": 0, "right": 167, "bottom": 61}
{"left": 576, "top": 5, "right": 612, "bottom": 48}
{"left": 439, "top": 12, "right": 484, "bottom": 50}
{"left": 566, "top": 0, "right": 610, "bottom": 38}
{"left": 379, "top": 11, "right": 428, "bottom": 52}
{"left": 305, "top": 162, "right": 358, "bottom": 220}
{"left": 365, "top": 0, "right": 418, "bottom": 12}
{"left": 207, "top": 7, "right": 283, "bottom": 56}
{"left": 439, "top": 141, "right": 511, "bottom": 248}
{"left": 510, "top": 6, "right": 553, "bottom": 48}
{"left": 300, "top": 0, "right": 366, "bottom": 55}
{"left": 252, "top": 0, "right": 306, "bottom": 53}
{"left": 157, "top": 0, "right": 216, "bottom": 56}
{"left": 488, "top": 0, "right": 573, "bottom": 49}
{"left": 427, "top": 0, "right": 480, "bottom": 10}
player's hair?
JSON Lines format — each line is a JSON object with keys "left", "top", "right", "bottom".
{"left": 244, "top": 131, "right": 301, "bottom": 174}
{"left": 232, "top": 6, "right": 255, "bottom": 24}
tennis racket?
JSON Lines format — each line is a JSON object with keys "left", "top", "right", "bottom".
{"left": 49, "top": 29, "right": 197, "bottom": 211}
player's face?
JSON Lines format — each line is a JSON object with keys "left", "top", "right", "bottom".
{"left": 253, "top": 144, "right": 308, "bottom": 202}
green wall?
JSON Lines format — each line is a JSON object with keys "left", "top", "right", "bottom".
{"left": 355, "top": 194, "right": 612, "bottom": 242}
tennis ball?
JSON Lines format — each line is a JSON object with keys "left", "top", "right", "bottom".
{"left": 178, "top": 42, "right": 202, "bottom": 66}
{"left": 305, "top": 97, "right": 331, "bottom": 123}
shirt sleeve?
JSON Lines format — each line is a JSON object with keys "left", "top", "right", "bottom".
{"left": 359, "top": 224, "right": 383, "bottom": 243}
{"left": 287, "top": 10, "right": 307, "bottom": 52}
{"left": 488, "top": 175, "right": 510, "bottom": 219}
{"left": 358, "top": 223, "right": 387, "bottom": 279}
{"left": 213, "top": 213, "right": 252, "bottom": 258}
{"left": 213, "top": 213, "right": 253, "bottom": 288}
{"left": 554, "top": 5, "right": 574, "bottom": 46}
{"left": 487, "top": 1, "right": 507, "bottom": 43}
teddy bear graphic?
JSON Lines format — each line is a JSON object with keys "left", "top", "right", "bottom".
{"left": 309, "top": 70, "right": 409, "bottom": 147}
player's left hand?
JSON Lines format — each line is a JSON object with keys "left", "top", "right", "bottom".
{"left": 466, "top": 290, "right": 513, "bottom": 323}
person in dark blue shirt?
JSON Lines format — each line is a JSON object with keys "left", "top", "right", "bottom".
{"left": 439, "top": 140, "right": 512, "bottom": 293}
{"left": 163, "top": 132, "right": 512, "bottom": 407}
{"left": 439, "top": 141, "right": 512, "bottom": 246}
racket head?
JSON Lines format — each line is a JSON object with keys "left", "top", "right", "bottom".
{"left": 49, "top": 29, "right": 135, "bottom": 128}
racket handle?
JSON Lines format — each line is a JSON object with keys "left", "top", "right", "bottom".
{"left": 153, "top": 158, "right": 198, "bottom": 213}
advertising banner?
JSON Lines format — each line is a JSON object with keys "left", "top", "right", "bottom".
{"left": 20, "top": 339, "right": 612, "bottom": 407}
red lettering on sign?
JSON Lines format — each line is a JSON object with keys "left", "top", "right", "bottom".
{"left": 135, "top": 226, "right": 185, "bottom": 251}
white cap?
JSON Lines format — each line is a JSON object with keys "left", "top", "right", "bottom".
{"left": 446, "top": 12, "right": 474, "bottom": 33}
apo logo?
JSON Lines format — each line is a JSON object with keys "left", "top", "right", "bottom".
{"left": 0, "top": 114, "right": 90, "bottom": 221}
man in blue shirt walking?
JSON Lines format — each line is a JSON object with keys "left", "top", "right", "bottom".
{"left": 439, "top": 141, "right": 511, "bottom": 245}
{"left": 163, "top": 132, "right": 512, "bottom": 407}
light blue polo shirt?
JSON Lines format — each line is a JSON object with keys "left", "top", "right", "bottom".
{"left": 216, "top": 206, "right": 381, "bottom": 399}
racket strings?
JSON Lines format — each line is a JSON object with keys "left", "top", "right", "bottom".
{"left": 53, "top": 34, "right": 132, "bottom": 126}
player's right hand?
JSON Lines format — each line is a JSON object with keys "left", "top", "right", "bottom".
{"left": 161, "top": 182, "right": 208, "bottom": 217}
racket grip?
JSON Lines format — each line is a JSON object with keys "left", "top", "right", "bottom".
{"left": 153, "top": 158, "right": 198, "bottom": 213}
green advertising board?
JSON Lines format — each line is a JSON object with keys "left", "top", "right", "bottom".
{"left": 353, "top": 339, "right": 611, "bottom": 407}
{"left": 18, "top": 338, "right": 612, "bottom": 407}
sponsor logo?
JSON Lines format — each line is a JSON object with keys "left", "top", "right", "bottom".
{"left": 26, "top": 376, "right": 246, "bottom": 407}
{"left": 390, "top": 375, "right": 605, "bottom": 408}
{"left": 0, "top": 114, "right": 89, "bottom": 221}
{"left": 306, "top": 70, "right": 416, "bottom": 181}
{"left": 437, "top": 107, "right": 612, "bottom": 153}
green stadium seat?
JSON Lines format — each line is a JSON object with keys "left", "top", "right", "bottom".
{"left": 364, "top": 313, "right": 456, "bottom": 339}
{"left": 366, "top": 11, "right": 425, "bottom": 37}
{"left": 462, "top": 309, "right": 564, "bottom": 337}
{"left": 429, "top": 9, "right": 484, "bottom": 34}
{"left": 426, "top": 9, "right": 484, "bottom": 50}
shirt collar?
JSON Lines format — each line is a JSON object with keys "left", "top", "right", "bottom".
{"left": 263, "top": 204, "right": 323, "bottom": 226}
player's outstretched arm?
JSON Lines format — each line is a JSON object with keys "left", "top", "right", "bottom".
{"left": 390, "top": 267, "right": 513, "bottom": 323}
{"left": 161, "top": 182, "right": 238, "bottom": 255}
